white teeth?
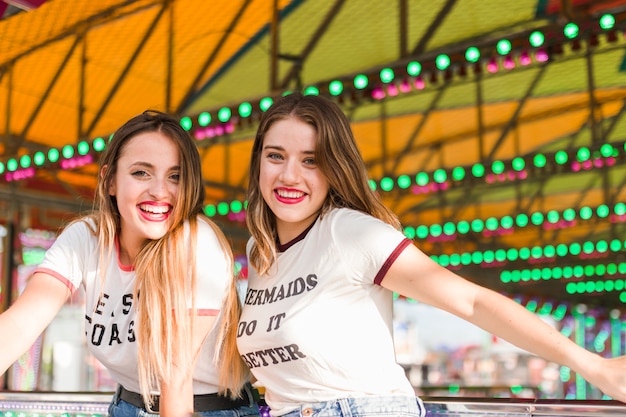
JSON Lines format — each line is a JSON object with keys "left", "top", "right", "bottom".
{"left": 277, "top": 190, "right": 304, "bottom": 198}
{"left": 140, "top": 204, "right": 170, "bottom": 214}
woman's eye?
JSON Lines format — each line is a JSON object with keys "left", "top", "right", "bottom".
{"left": 304, "top": 158, "right": 316, "bottom": 165}
{"left": 170, "top": 173, "right": 180, "bottom": 182}
{"left": 267, "top": 153, "right": 283, "bottom": 160}
{"left": 131, "top": 170, "right": 148, "bottom": 177}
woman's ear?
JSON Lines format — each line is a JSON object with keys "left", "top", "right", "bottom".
{"left": 101, "top": 165, "right": 115, "bottom": 196}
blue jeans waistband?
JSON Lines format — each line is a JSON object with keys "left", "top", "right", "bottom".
{"left": 276, "top": 395, "right": 425, "bottom": 417}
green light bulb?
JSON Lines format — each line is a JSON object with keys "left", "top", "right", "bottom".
{"left": 204, "top": 205, "right": 216, "bottom": 217}
{"left": 379, "top": 68, "right": 395, "bottom": 83}
{"left": 433, "top": 169, "right": 447, "bottom": 183}
{"left": 397, "top": 175, "right": 411, "bottom": 189}
{"left": 577, "top": 147, "right": 591, "bottom": 161}
{"left": 238, "top": 103, "right": 252, "bottom": 118}
{"left": 20, "top": 154, "right": 31, "bottom": 168}
{"left": 485, "top": 217, "right": 498, "bottom": 231}
{"left": 380, "top": 177, "right": 394, "bottom": 191}
{"left": 465, "top": 47, "right": 480, "bottom": 63}
{"left": 415, "top": 172, "right": 429, "bottom": 186}
{"left": 180, "top": 116, "right": 193, "bottom": 131}
{"left": 260, "top": 97, "right": 274, "bottom": 111}
{"left": 555, "top": 150, "right": 568, "bottom": 164}
{"left": 547, "top": 210, "right": 559, "bottom": 223}
{"left": 472, "top": 163, "right": 485, "bottom": 177}
{"left": 218, "top": 107, "right": 232, "bottom": 122}
{"left": 531, "top": 212, "right": 544, "bottom": 225}
{"left": 34, "top": 151, "right": 45, "bottom": 166}
{"left": 515, "top": 213, "right": 529, "bottom": 227}
{"left": 452, "top": 166, "right": 465, "bottom": 180}
{"left": 93, "top": 137, "right": 106, "bottom": 152}
{"left": 303, "top": 86, "right": 319, "bottom": 96}
{"left": 457, "top": 221, "right": 470, "bottom": 234}
{"left": 533, "top": 154, "right": 546, "bottom": 167}
{"left": 496, "top": 39, "right": 512, "bottom": 55}
{"left": 580, "top": 206, "right": 592, "bottom": 220}
{"left": 230, "top": 200, "right": 243, "bottom": 213}
{"left": 48, "top": 148, "right": 60, "bottom": 163}
{"left": 329, "top": 80, "right": 344, "bottom": 96}
{"left": 62, "top": 145, "right": 74, "bottom": 159}
{"left": 471, "top": 219, "right": 484, "bottom": 232}
{"left": 443, "top": 222, "right": 456, "bottom": 235}
{"left": 492, "top": 160, "right": 504, "bottom": 174}
{"left": 407, "top": 61, "right": 422, "bottom": 76}
{"left": 512, "top": 157, "right": 525, "bottom": 171}
{"left": 198, "top": 112, "right": 211, "bottom": 126}
{"left": 435, "top": 54, "right": 450, "bottom": 70}
{"left": 599, "top": 14, "right": 615, "bottom": 30}
{"left": 564, "top": 22, "right": 579, "bottom": 39}
{"left": 529, "top": 31, "right": 545, "bottom": 47}
{"left": 354, "top": 74, "right": 369, "bottom": 89}
{"left": 563, "top": 208, "right": 576, "bottom": 221}
{"left": 600, "top": 144, "right": 613, "bottom": 157}
{"left": 217, "top": 201, "right": 229, "bottom": 215}
{"left": 77, "top": 141, "right": 89, "bottom": 155}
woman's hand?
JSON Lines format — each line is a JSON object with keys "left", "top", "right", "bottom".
{"left": 158, "top": 314, "right": 218, "bottom": 417}
{"left": 580, "top": 355, "right": 626, "bottom": 402}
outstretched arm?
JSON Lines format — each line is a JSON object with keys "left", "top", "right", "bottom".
{"left": 0, "top": 272, "right": 70, "bottom": 373}
{"left": 381, "top": 243, "right": 626, "bottom": 402}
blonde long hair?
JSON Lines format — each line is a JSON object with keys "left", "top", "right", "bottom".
{"left": 89, "top": 111, "right": 248, "bottom": 406}
{"left": 246, "top": 94, "right": 400, "bottom": 276}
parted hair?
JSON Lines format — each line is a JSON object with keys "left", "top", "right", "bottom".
{"left": 246, "top": 94, "right": 401, "bottom": 276}
{"left": 86, "top": 110, "right": 248, "bottom": 407}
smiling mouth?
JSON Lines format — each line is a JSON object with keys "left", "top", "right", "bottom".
{"left": 276, "top": 189, "right": 305, "bottom": 199}
{"left": 139, "top": 203, "right": 170, "bottom": 213}
{"left": 138, "top": 204, "right": 172, "bottom": 218}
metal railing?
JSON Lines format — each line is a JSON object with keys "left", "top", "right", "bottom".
{"left": 1, "top": 391, "right": 626, "bottom": 416}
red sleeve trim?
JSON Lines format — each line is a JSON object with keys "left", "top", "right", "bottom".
{"left": 33, "top": 267, "right": 77, "bottom": 292}
{"left": 373, "top": 238, "right": 412, "bottom": 286}
{"left": 196, "top": 308, "right": 220, "bottom": 316}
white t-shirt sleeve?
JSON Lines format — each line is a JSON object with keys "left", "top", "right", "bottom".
{"left": 193, "top": 218, "right": 232, "bottom": 314}
{"left": 35, "top": 220, "right": 96, "bottom": 293}
{"left": 329, "top": 209, "right": 411, "bottom": 285}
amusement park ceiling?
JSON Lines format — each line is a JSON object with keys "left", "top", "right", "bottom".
{"left": 1, "top": 0, "right": 626, "bottom": 311}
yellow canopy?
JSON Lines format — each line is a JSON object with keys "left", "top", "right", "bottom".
{"left": 1, "top": 0, "right": 626, "bottom": 309}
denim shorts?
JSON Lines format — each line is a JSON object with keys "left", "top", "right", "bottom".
{"left": 107, "top": 392, "right": 261, "bottom": 417}
{"left": 275, "top": 395, "right": 425, "bottom": 417}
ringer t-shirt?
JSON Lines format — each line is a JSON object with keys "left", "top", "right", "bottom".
{"left": 35, "top": 216, "right": 230, "bottom": 395}
{"left": 237, "top": 208, "right": 415, "bottom": 416}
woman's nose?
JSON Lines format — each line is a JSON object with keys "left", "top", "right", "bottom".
{"left": 279, "top": 160, "right": 299, "bottom": 183}
{"left": 149, "top": 178, "right": 169, "bottom": 198}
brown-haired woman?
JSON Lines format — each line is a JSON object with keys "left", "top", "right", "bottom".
{"left": 238, "top": 93, "right": 626, "bottom": 417}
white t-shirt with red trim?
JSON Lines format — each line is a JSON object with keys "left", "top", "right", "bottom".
{"left": 237, "top": 208, "right": 415, "bottom": 416}
{"left": 35, "top": 216, "right": 230, "bottom": 394}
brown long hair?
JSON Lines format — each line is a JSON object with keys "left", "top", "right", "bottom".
{"left": 246, "top": 94, "right": 400, "bottom": 276}
{"left": 89, "top": 110, "right": 248, "bottom": 406}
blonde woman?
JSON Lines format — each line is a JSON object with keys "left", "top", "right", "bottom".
{"left": 0, "top": 111, "right": 259, "bottom": 417}
{"left": 238, "top": 93, "right": 626, "bottom": 417}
